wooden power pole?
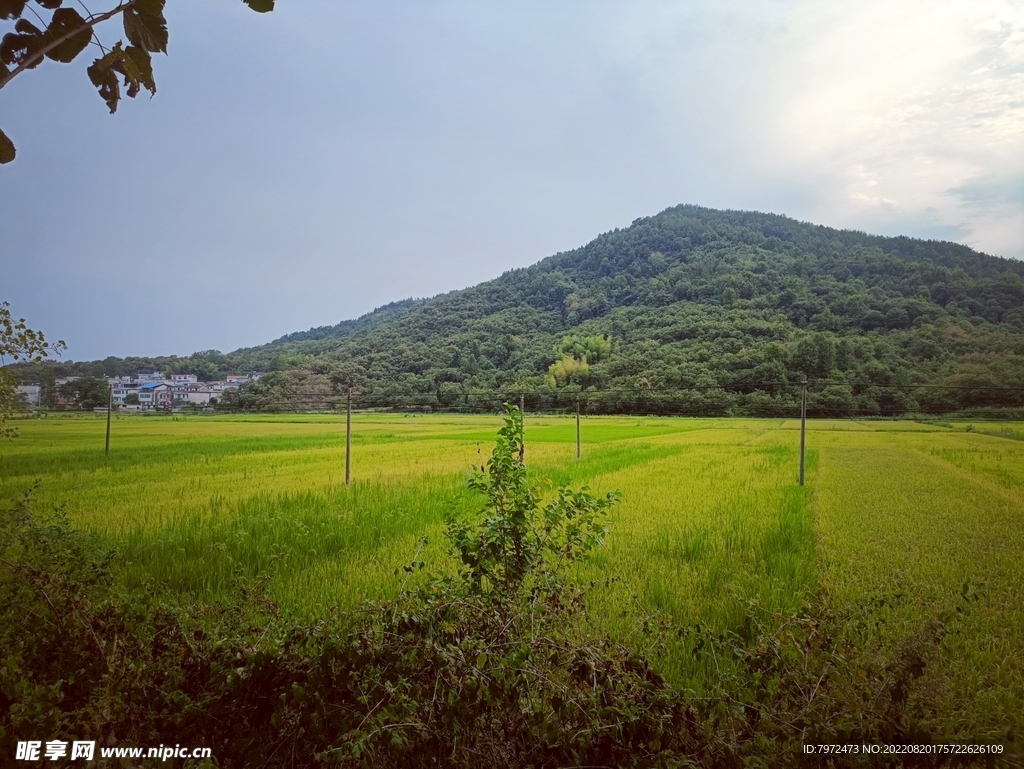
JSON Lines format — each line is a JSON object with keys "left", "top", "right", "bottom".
{"left": 345, "top": 388, "right": 352, "bottom": 485}
{"left": 519, "top": 393, "right": 525, "bottom": 465}
{"left": 799, "top": 376, "right": 807, "bottom": 486}
{"left": 105, "top": 385, "right": 112, "bottom": 456}
{"left": 576, "top": 396, "right": 581, "bottom": 459}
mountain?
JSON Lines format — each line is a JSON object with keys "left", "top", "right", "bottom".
{"left": 26, "top": 205, "right": 1024, "bottom": 415}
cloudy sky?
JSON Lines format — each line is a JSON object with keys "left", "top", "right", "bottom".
{"left": 2, "top": 0, "right": 1022, "bottom": 361}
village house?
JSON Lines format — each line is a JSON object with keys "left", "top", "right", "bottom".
{"left": 137, "top": 382, "right": 172, "bottom": 410}
{"left": 18, "top": 370, "right": 262, "bottom": 411}
{"left": 111, "top": 381, "right": 141, "bottom": 406}
{"left": 172, "top": 382, "right": 212, "bottom": 406}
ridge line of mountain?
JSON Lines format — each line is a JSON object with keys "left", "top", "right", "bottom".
{"left": 14, "top": 204, "right": 1024, "bottom": 415}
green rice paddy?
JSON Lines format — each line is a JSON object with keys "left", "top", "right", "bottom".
{"left": 2, "top": 412, "right": 1022, "bottom": 742}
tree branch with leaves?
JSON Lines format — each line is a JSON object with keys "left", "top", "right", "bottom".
{"left": 1, "top": 301, "right": 66, "bottom": 438}
{"left": 0, "top": 0, "right": 274, "bottom": 164}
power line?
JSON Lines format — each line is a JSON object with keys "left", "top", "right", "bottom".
{"left": 219, "top": 381, "right": 1024, "bottom": 398}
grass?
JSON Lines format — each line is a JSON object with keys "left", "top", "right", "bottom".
{"left": 2, "top": 412, "right": 1022, "bottom": 741}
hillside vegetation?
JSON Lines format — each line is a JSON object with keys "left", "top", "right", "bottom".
{"left": 29, "top": 205, "right": 1024, "bottom": 414}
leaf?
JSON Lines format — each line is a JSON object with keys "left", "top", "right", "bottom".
{"left": 14, "top": 18, "right": 40, "bottom": 35}
{"left": 242, "top": 0, "right": 274, "bottom": 12}
{"left": 0, "top": 34, "right": 16, "bottom": 65}
{"left": 85, "top": 42, "right": 155, "bottom": 112}
{"left": 0, "top": 127, "right": 15, "bottom": 164}
{"left": 87, "top": 47, "right": 121, "bottom": 113}
{"left": 44, "top": 7, "right": 91, "bottom": 63}
{"left": 124, "top": 45, "right": 155, "bottom": 95}
{"left": 0, "top": 0, "right": 27, "bottom": 21}
{"left": 123, "top": 5, "right": 167, "bottom": 53}
{"left": 115, "top": 48, "right": 142, "bottom": 97}
{"left": 36, "top": 0, "right": 61, "bottom": 9}
{"left": 1, "top": 31, "right": 45, "bottom": 69}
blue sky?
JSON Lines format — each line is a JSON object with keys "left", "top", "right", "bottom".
{"left": 2, "top": 0, "right": 1022, "bottom": 361}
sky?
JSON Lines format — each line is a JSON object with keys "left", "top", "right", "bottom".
{"left": 2, "top": 0, "right": 1023, "bottom": 362}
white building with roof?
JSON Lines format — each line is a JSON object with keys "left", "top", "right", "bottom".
{"left": 172, "top": 383, "right": 212, "bottom": 406}
{"left": 137, "top": 382, "right": 172, "bottom": 410}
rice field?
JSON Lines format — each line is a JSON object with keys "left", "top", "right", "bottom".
{"left": 2, "top": 412, "right": 1023, "bottom": 743}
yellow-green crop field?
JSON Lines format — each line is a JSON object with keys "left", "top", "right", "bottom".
{"left": 2, "top": 413, "right": 1023, "bottom": 742}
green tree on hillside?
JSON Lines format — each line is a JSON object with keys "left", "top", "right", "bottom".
{"left": 547, "top": 355, "right": 590, "bottom": 388}
{"left": 58, "top": 376, "right": 108, "bottom": 410}
{"left": 791, "top": 333, "right": 836, "bottom": 379}
{"left": 559, "top": 334, "right": 611, "bottom": 363}
{"left": 548, "top": 334, "right": 611, "bottom": 387}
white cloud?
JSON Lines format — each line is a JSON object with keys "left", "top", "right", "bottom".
{"left": 566, "top": 0, "right": 1023, "bottom": 254}
{"left": 765, "top": 0, "right": 1024, "bottom": 253}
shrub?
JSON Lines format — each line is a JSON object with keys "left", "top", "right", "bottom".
{"left": 309, "top": 405, "right": 704, "bottom": 766}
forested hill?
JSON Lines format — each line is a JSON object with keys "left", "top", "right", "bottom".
{"left": 31, "top": 205, "right": 1024, "bottom": 414}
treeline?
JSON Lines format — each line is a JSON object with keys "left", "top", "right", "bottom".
{"left": 18, "top": 205, "right": 1024, "bottom": 416}
{"left": 19, "top": 349, "right": 253, "bottom": 383}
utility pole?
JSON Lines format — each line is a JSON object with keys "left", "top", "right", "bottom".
{"left": 576, "top": 396, "right": 581, "bottom": 459}
{"left": 105, "top": 385, "right": 112, "bottom": 456}
{"left": 799, "top": 376, "right": 807, "bottom": 486}
{"left": 345, "top": 388, "right": 352, "bottom": 485}
{"left": 519, "top": 393, "right": 525, "bottom": 465}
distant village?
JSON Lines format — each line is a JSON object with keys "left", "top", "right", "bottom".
{"left": 16, "top": 371, "right": 266, "bottom": 411}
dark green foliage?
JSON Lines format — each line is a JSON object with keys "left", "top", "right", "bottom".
{"left": 0, "top": 1, "right": 30, "bottom": 21}
{"left": 0, "top": 487, "right": 118, "bottom": 742}
{"left": 121, "top": 0, "right": 167, "bottom": 55}
{"left": 242, "top": 0, "right": 274, "bottom": 12}
{"left": 1, "top": 301, "right": 64, "bottom": 436}
{"left": 23, "top": 206, "right": 1024, "bottom": 415}
{"left": 42, "top": 8, "right": 91, "bottom": 63}
{"left": 86, "top": 41, "right": 154, "bottom": 113}
{"left": 0, "top": 126, "right": 14, "bottom": 162}
{"left": 659, "top": 598, "right": 984, "bottom": 768}
{"left": 57, "top": 375, "right": 107, "bottom": 409}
